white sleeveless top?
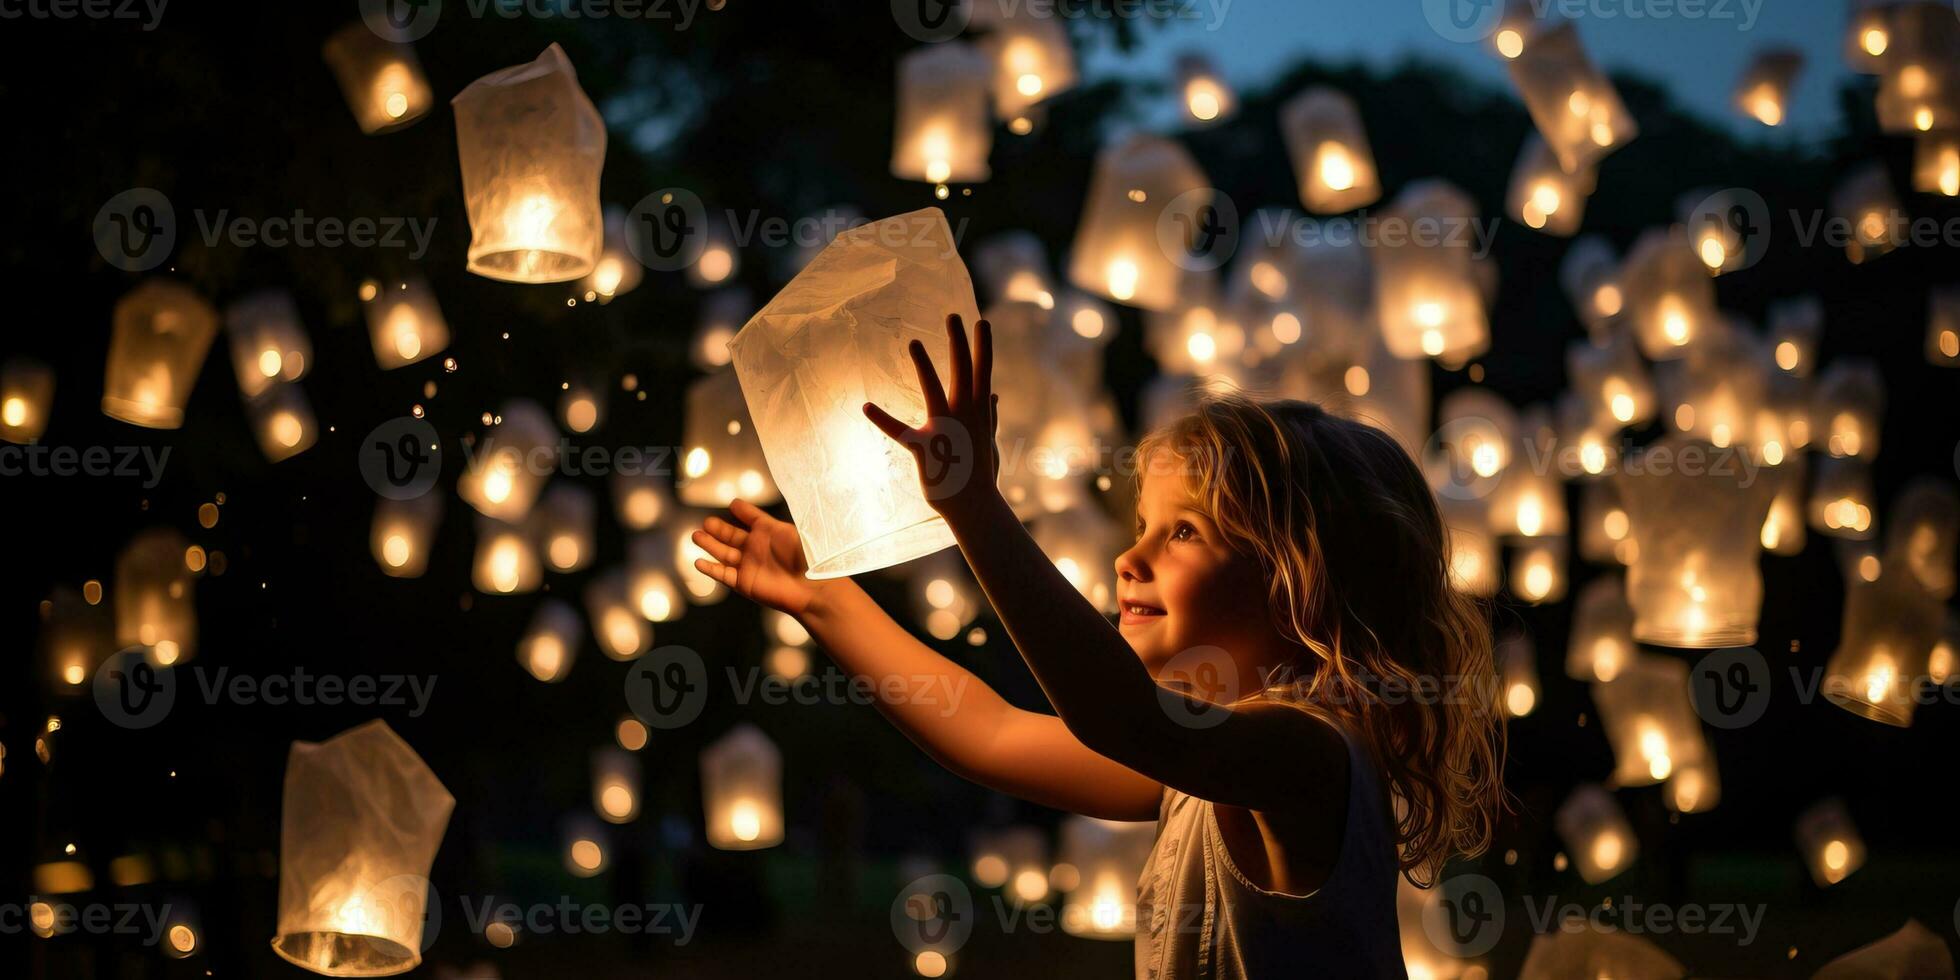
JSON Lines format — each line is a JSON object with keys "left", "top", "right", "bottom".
{"left": 1134, "top": 724, "right": 1406, "bottom": 979}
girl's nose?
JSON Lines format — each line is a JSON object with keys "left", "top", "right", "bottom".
{"left": 1115, "top": 541, "right": 1150, "bottom": 582}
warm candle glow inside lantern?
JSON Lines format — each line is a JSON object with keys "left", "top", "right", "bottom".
{"left": 1280, "top": 87, "right": 1381, "bottom": 213}
{"left": 371, "top": 494, "right": 441, "bottom": 578}
{"left": 1617, "top": 437, "right": 1772, "bottom": 647}
{"left": 892, "top": 42, "right": 992, "bottom": 185}
{"left": 1795, "top": 798, "right": 1865, "bottom": 887}
{"left": 1067, "top": 135, "right": 1211, "bottom": 311}
{"left": 116, "top": 527, "right": 198, "bottom": 666}
{"left": 1375, "top": 181, "right": 1489, "bottom": 361}
{"left": 322, "top": 24, "right": 433, "bottom": 135}
{"left": 1591, "top": 653, "right": 1709, "bottom": 788}
{"left": 1498, "top": 633, "right": 1541, "bottom": 718}
{"left": 1057, "top": 816, "right": 1154, "bottom": 939}
{"left": 1510, "top": 537, "right": 1567, "bottom": 605}
{"left": 473, "top": 517, "right": 541, "bottom": 595}
{"left": 1825, "top": 565, "right": 1943, "bottom": 727}
{"left": 1560, "top": 236, "right": 1623, "bottom": 340}
{"left": 1555, "top": 784, "right": 1637, "bottom": 884}
{"left": 1732, "top": 48, "right": 1802, "bottom": 127}
{"left": 361, "top": 277, "right": 449, "bottom": 370}
{"left": 271, "top": 721, "right": 452, "bottom": 977}
{"left": 1176, "top": 54, "right": 1235, "bottom": 125}
{"left": 518, "top": 599, "right": 580, "bottom": 683}
{"left": 1621, "top": 227, "right": 1715, "bottom": 360}
{"left": 1507, "top": 23, "right": 1636, "bottom": 173}
{"left": 1566, "top": 575, "right": 1635, "bottom": 682}
{"left": 983, "top": 16, "right": 1075, "bottom": 120}
{"left": 1763, "top": 294, "right": 1822, "bottom": 379}
{"left": 1568, "top": 331, "right": 1654, "bottom": 430}
{"left": 1507, "top": 135, "right": 1593, "bottom": 236}
{"left": 1887, "top": 479, "right": 1959, "bottom": 598}
{"left": 1489, "top": 462, "right": 1567, "bottom": 541}
{"left": 1759, "top": 456, "right": 1807, "bottom": 556}
{"left": 975, "top": 231, "right": 1058, "bottom": 310}
{"left": 1928, "top": 287, "right": 1960, "bottom": 367}
{"left": 592, "top": 748, "right": 641, "bottom": 824}
{"left": 728, "top": 208, "right": 979, "bottom": 578}
{"left": 1810, "top": 457, "right": 1877, "bottom": 541}
{"left": 535, "top": 483, "right": 595, "bottom": 573}
{"left": 0, "top": 356, "right": 53, "bottom": 444}
{"left": 579, "top": 206, "right": 643, "bottom": 303}
{"left": 225, "top": 290, "right": 312, "bottom": 399}
{"left": 1658, "top": 317, "right": 1771, "bottom": 457}
{"left": 452, "top": 44, "right": 606, "bottom": 283}
{"left": 1444, "top": 501, "right": 1501, "bottom": 599}
{"left": 680, "top": 370, "right": 780, "bottom": 508}
{"left": 246, "top": 383, "right": 318, "bottom": 463}
{"left": 686, "top": 288, "right": 750, "bottom": 370}
{"left": 1814, "top": 359, "right": 1883, "bottom": 459}
{"left": 970, "top": 825, "right": 1051, "bottom": 901}
{"left": 702, "top": 724, "right": 784, "bottom": 850}
{"left": 563, "top": 817, "right": 609, "bottom": 877}
{"left": 104, "top": 279, "right": 218, "bottom": 429}
{"left": 1912, "top": 132, "right": 1960, "bottom": 198}
{"left": 39, "top": 586, "right": 112, "bottom": 693}
{"left": 585, "top": 570, "right": 651, "bottom": 661}
{"left": 1833, "top": 163, "right": 1902, "bottom": 264}
{"left": 627, "top": 533, "right": 685, "bottom": 623}
{"left": 1578, "top": 478, "right": 1637, "bottom": 566}
{"left": 612, "top": 470, "right": 672, "bottom": 532}
{"left": 459, "top": 401, "right": 556, "bottom": 522}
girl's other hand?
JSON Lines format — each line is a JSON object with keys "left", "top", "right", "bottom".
{"left": 692, "top": 499, "right": 831, "bottom": 617}
{"left": 862, "top": 313, "right": 1002, "bottom": 525}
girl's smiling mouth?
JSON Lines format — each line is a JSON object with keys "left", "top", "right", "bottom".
{"left": 1120, "top": 601, "right": 1166, "bottom": 626}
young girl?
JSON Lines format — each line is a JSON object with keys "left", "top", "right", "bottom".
{"left": 692, "top": 315, "right": 1505, "bottom": 978}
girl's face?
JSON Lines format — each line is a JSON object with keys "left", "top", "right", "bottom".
{"left": 1115, "top": 467, "right": 1281, "bottom": 681}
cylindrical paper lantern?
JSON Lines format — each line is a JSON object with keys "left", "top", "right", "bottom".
{"left": 246, "top": 383, "right": 318, "bottom": 463}
{"left": 1279, "top": 334, "right": 1430, "bottom": 460}
{"left": 104, "top": 279, "right": 218, "bottom": 429}
{"left": 1733, "top": 48, "right": 1802, "bottom": 126}
{"left": 975, "top": 231, "right": 1058, "bottom": 309}
{"left": 1568, "top": 330, "right": 1654, "bottom": 430}
{"left": 702, "top": 724, "right": 784, "bottom": 850}
{"left": 1498, "top": 632, "right": 1541, "bottom": 718}
{"left": 1057, "top": 816, "right": 1155, "bottom": 939}
{"left": 1519, "top": 929, "right": 1685, "bottom": 980}
{"left": 1590, "top": 653, "right": 1708, "bottom": 787}
{"left": 1506, "top": 22, "right": 1637, "bottom": 173}
{"left": 1567, "top": 574, "right": 1634, "bottom": 682}
{"left": 1431, "top": 387, "right": 1520, "bottom": 499}
{"left": 39, "top": 586, "right": 112, "bottom": 692}
{"left": 534, "top": 483, "right": 595, "bottom": 573}
{"left": 1794, "top": 798, "right": 1864, "bottom": 886}
{"left": 1490, "top": 464, "right": 1568, "bottom": 541}
{"left": 1838, "top": 537, "right": 1885, "bottom": 585}
{"left": 225, "top": 290, "right": 312, "bottom": 399}
{"left": 518, "top": 599, "right": 580, "bottom": 683}
{"left": 1, "top": 356, "right": 53, "bottom": 444}
{"left": 1811, "top": 456, "right": 1877, "bottom": 540}
{"left": 1506, "top": 134, "right": 1592, "bottom": 235}
{"left": 1554, "top": 784, "right": 1636, "bottom": 884}
{"left": 1886, "top": 479, "right": 1959, "bottom": 597}
{"left": 1875, "top": 5, "right": 1960, "bottom": 133}
{"left": 982, "top": 15, "right": 1074, "bottom": 121}
{"left": 1621, "top": 227, "right": 1715, "bottom": 360}
{"left": 361, "top": 277, "right": 449, "bottom": 370}
{"left": 1577, "top": 477, "right": 1636, "bottom": 566}
{"left": 1280, "top": 86, "right": 1380, "bottom": 213}
{"left": 1814, "top": 358, "right": 1883, "bottom": 458}
{"left": 1666, "top": 749, "right": 1721, "bottom": 813}
{"left": 1374, "top": 180, "right": 1489, "bottom": 361}
{"left": 891, "top": 42, "right": 992, "bottom": 184}
{"left": 1143, "top": 274, "right": 1245, "bottom": 376}
{"left": 1825, "top": 566, "right": 1943, "bottom": 727}
{"left": 591, "top": 747, "right": 641, "bottom": 824}
{"left": 728, "top": 208, "right": 979, "bottom": 578}
{"left": 611, "top": 470, "right": 672, "bottom": 533}
{"left": 322, "top": 24, "right": 433, "bottom": 135}
{"left": 271, "top": 721, "right": 453, "bottom": 976}
{"left": 563, "top": 816, "right": 610, "bottom": 878}
{"left": 116, "top": 527, "right": 197, "bottom": 666}
{"left": 459, "top": 400, "right": 557, "bottom": 522}
{"left": 1617, "top": 437, "right": 1773, "bottom": 647}
{"left": 1913, "top": 131, "right": 1960, "bottom": 196}
{"left": 1832, "top": 163, "right": 1903, "bottom": 264}
{"left": 627, "top": 533, "right": 685, "bottom": 623}
{"left": 1766, "top": 294, "right": 1822, "bottom": 377}
{"left": 585, "top": 569, "right": 651, "bottom": 661}
{"left": 970, "top": 825, "right": 1051, "bottom": 902}
{"left": 1656, "top": 317, "right": 1769, "bottom": 455}
{"left": 452, "top": 44, "right": 606, "bottom": 283}
{"left": 1929, "top": 286, "right": 1960, "bottom": 367}
{"left": 1175, "top": 53, "right": 1234, "bottom": 126}
{"left": 1029, "top": 505, "right": 1123, "bottom": 614}
{"left": 987, "top": 302, "right": 1098, "bottom": 517}
{"left": 1559, "top": 235, "right": 1623, "bottom": 340}
{"left": 371, "top": 493, "right": 441, "bottom": 578}
{"left": 579, "top": 206, "right": 643, "bottom": 304}
{"left": 680, "top": 370, "right": 780, "bottom": 507}
{"left": 1443, "top": 499, "right": 1501, "bottom": 598}
{"left": 1067, "top": 135, "right": 1211, "bottom": 310}
{"left": 1511, "top": 537, "right": 1568, "bottom": 604}
{"left": 1759, "top": 456, "right": 1807, "bottom": 556}
{"left": 473, "top": 517, "right": 541, "bottom": 595}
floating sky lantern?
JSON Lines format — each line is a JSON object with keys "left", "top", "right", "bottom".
{"left": 1664, "top": 753, "right": 1721, "bottom": 814}
{"left": 361, "top": 276, "right": 449, "bottom": 370}
{"left": 116, "top": 527, "right": 197, "bottom": 666}
{"left": 1506, "top": 22, "right": 1636, "bottom": 174}
{"left": 371, "top": 493, "right": 441, "bottom": 578}
{"left": 459, "top": 400, "right": 556, "bottom": 522}
{"left": 1143, "top": 272, "right": 1245, "bottom": 376}
{"left": 702, "top": 724, "right": 783, "bottom": 850}
{"left": 591, "top": 747, "right": 641, "bottom": 824}
{"left": 1929, "top": 286, "right": 1960, "bottom": 368}
{"left": 1913, "top": 131, "right": 1960, "bottom": 198}
{"left": 982, "top": 13, "right": 1075, "bottom": 123}
{"left": 627, "top": 533, "right": 685, "bottom": 623}
{"left": 1511, "top": 537, "right": 1568, "bottom": 605}
{"left": 104, "top": 279, "right": 218, "bottom": 429}
{"left": 1498, "top": 632, "right": 1541, "bottom": 718}
{"left": 1886, "top": 479, "right": 1959, "bottom": 597}
{"left": 244, "top": 383, "right": 318, "bottom": 463}
{"left": 1280, "top": 332, "right": 1432, "bottom": 459}
{"left": 585, "top": 570, "right": 651, "bottom": 661}
{"left": 1875, "top": 5, "right": 1960, "bottom": 133}
{"left": 970, "top": 825, "right": 1051, "bottom": 902}
{"left": 1432, "top": 387, "right": 1519, "bottom": 497}
{"left": 1555, "top": 784, "right": 1636, "bottom": 884}
{"left": 1814, "top": 359, "right": 1883, "bottom": 459}
{"left": 534, "top": 483, "right": 595, "bottom": 574}
{"left": 1568, "top": 329, "right": 1655, "bottom": 430}
{"left": 1617, "top": 437, "right": 1773, "bottom": 647}
{"left": 974, "top": 232, "right": 1058, "bottom": 310}
{"left": 452, "top": 44, "right": 606, "bottom": 283}
{"left": 612, "top": 471, "right": 672, "bottom": 533}
{"left": 473, "top": 517, "right": 541, "bottom": 595}
{"left": 665, "top": 508, "right": 731, "bottom": 606}
{"left": 1815, "top": 920, "right": 1957, "bottom": 979}
{"left": 909, "top": 548, "right": 982, "bottom": 641}
{"left": 1375, "top": 180, "right": 1489, "bottom": 362}
{"left": 518, "top": 599, "right": 580, "bottom": 683}
{"left": 1507, "top": 135, "right": 1592, "bottom": 235}
{"left": 892, "top": 42, "right": 992, "bottom": 185}
{"left": 684, "top": 288, "right": 749, "bottom": 371}
{"left": 1057, "top": 816, "right": 1155, "bottom": 939}
{"left": 579, "top": 206, "right": 643, "bottom": 304}
{"left": 1620, "top": 227, "right": 1715, "bottom": 360}
{"left": 1488, "top": 2, "right": 1553, "bottom": 60}
{"left": 685, "top": 212, "right": 742, "bottom": 289}
{"left": 1517, "top": 928, "right": 1685, "bottom": 980}
{"left": 728, "top": 208, "right": 979, "bottom": 578}
{"left": 1443, "top": 499, "right": 1501, "bottom": 598}
{"left": 1733, "top": 48, "right": 1803, "bottom": 127}
{"left": 1843, "top": 0, "right": 1892, "bottom": 74}
{"left": 1396, "top": 878, "right": 1485, "bottom": 979}
{"left": 1833, "top": 163, "right": 1903, "bottom": 263}
{"left": 1759, "top": 456, "right": 1807, "bottom": 556}
{"left": 39, "top": 586, "right": 111, "bottom": 693}
{"left": 1795, "top": 797, "right": 1865, "bottom": 887}
{"left": 1825, "top": 565, "right": 1943, "bottom": 727}
{"left": 271, "top": 720, "right": 453, "bottom": 976}
{"left": 680, "top": 370, "right": 780, "bottom": 508}
{"left": 1067, "top": 135, "right": 1210, "bottom": 311}
{"left": 986, "top": 302, "right": 1099, "bottom": 517}
{"left": 224, "top": 290, "right": 312, "bottom": 399}
{"left": 558, "top": 378, "right": 605, "bottom": 434}
{"left": 1811, "top": 457, "right": 1878, "bottom": 541}
{"left": 1029, "top": 505, "right": 1124, "bottom": 614}
{"left": 1577, "top": 478, "right": 1636, "bottom": 567}
{"left": 1558, "top": 235, "right": 1623, "bottom": 341}
{"left": 1591, "top": 652, "right": 1709, "bottom": 787}
{"left": 562, "top": 816, "right": 609, "bottom": 878}
{"left": 1280, "top": 86, "right": 1381, "bottom": 213}
{"left": 322, "top": 23, "right": 432, "bottom": 135}
{"left": 1175, "top": 53, "right": 1235, "bottom": 126}
{"left": 1766, "top": 295, "right": 1822, "bottom": 377}
{"left": 1226, "top": 222, "right": 1314, "bottom": 358}
{"left": 1489, "top": 459, "right": 1568, "bottom": 542}
{"left": 0, "top": 356, "right": 52, "bottom": 444}
{"left": 1656, "top": 317, "right": 1769, "bottom": 455}
{"left": 1839, "top": 537, "right": 1886, "bottom": 585}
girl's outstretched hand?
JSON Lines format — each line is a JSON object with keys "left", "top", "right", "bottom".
{"left": 862, "top": 313, "right": 1001, "bottom": 525}
{"left": 692, "top": 499, "right": 829, "bottom": 617}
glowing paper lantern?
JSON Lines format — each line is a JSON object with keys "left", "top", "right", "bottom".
{"left": 1490, "top": 464, "right": 1567, "bottom": 540}
{"left": 1511, "top": 538, "right": 1568, "bottom": 605}
{"left": 974, "top": 232, "right": 1058, "bottom": 309}
{"left": 1280, "top": 333, "right": 1431, "bottom": 459}
{"left": 1875, "top": 6, "right": 1960, "bottom": 133}
{"left": 691, "top": 288, "right": 751, "bottom": 371}
{"left": 1912, "top": 131, "right": 1960, "bottom": 196}
{"left": 1498, "top": 632, "right": 1540, "bottom": 718}
{"left": 1832, "top": 163, "right": 1902, "bottom": 264}
{"left": 1443, "top": 499, "right": 1501, "bottom": 598}
{"left": 910, "top": 547, "right": 982, "bottom": 641}
{"left": 371, "top": 494, "right": 440, "bottom": 578}
{"left": 271, "top": 720, "right": 453, "bottom": 976}
{"left": 1844, "top": 1, "right": 1892, "bottom": 74}
{"left": 664, "top": 508, "right": 730, "bottom": 606}
{"left": 1029, "top": 505, "right": 1124, "bottom": 614}
{"left": 361, "top": 277, "right": 448, "bottom": 370}
{"left": 246, "top": 383, "right": 319, "bottom": 463}
{"left": 452, "top": 44, "right": 606, "bottom": 283}
{"left": 0, "top": 356, "right": 53, "bottom": 443}
{"left": 1067, "top": 135, "right": 1210, "bottom": 310}
{"left": 969, "top": 826, "right": 1051, "bottom": 902}
{"left": 1811, "top": 457, "right": 1877, "bottom": 541}
{"left": 1814, "top": 920, "right": 1957, "bottom": 980}
{"left": 1556, "top": 394, "right": 1620, "bottom": 475}
{"left": 626, "top": 533, "right": 685, "bottom": 623}
{"left": 1056, "top": 816, "right": 1154, "bottom": 939}
{"left": 1617, "top": 437, "right": 1773, "bottom": 647}
{"left": 986, "top": 302, "right": 1098, "bottom": 517}
{"left": 1488, "top": 2, "right": 1553, "bottom": 60}
{"left": 1396, "top": 878, "right": 1482, "bottom": 979}
{"left": 558, "top": 380, "right": 604, "bottom": 434}
{"left": 982, "top": 14, "right": 1074, "bottom": 121}
{"left": 104, "top": 279, "right": 218, "bottom": 429}
{"left": 1432, "top": 387, "right": 1520, "bottom": 499}
{"left": 1506, "top": 23, "right": 1636, "bottom": 173}
{"left": 1577, "top": 478, "right": 1636, "bottom": 567}
{"left": 686, "top": 214, "right": 741, "bottom": 289}
{"left": 116, "top": 527, "right": 197, "bottom": 666}
{"left": 1759, "top": 456, "right": 1807, "bottom": 556}
{"left": 611, "top": 471, "right": 672, "bottom": 532}
{"left": 1591, "top": 653, "right": 1709, "bottom": 787}
{"left": 579, "top": 206, "right": 642, "bottom": 304}
{"left": 225, "top": 290, "right": 311, "bottom": 399}
{"left": 473, "top": 517, "right": 541, "bottom": 595}
{"left": 562, "top": 816, "right": 609, "bottom": 877}
{"left": 1568, "top": 330, "right": 1654, "bottom": 431}
{"left": 585, "top": 570, "right": 651, "bottom": 661}
{"left": 891, "top": 42, "right": 992, "bottom": 185}
{"left": 727, "top": 208, "right": 980, "bottom": 578}
{"left": 39, "top": 586, "right": 112, "bottom": 692}
{"left": 1375, "top": 180, "right": 1489, "bottom": 361}
{"left": 1554, "top": 784, "right": 1636, "bottom": 884}
{"left": 591, "top": 747, "right": 641, "bottom": 824}
{"left": 1733, "top": 48, "right": 1802, "bottom": 126}
{"left": 1767, "top": 295, "right": 1822, "bottom": 377}
{"left": 1518, "top": 928, "right": 1684, "bottom": 980}
{"left": 702, "top": 724, "right": 783, "bottom": 850}
{"left": 1929, "top": 287, "right": 1960, "bottom": 367}
{"left": 1656, "top": 317, "right": 1769, "bottom": 455}
{"left": 1621, "top": 227, "right": 1715, "bottom": 360}
{"left": 1560, "top": 236, "right": 1624, "bottom": 340}
{"left": 1794, "top": 798, "right": 1865, "bottom": 886}
{"left": 459, "top": 401, "right": 557, "bottom": 522}
{"left": 1144, "top": 273, "right": 1245, "bottom": 375}
{"left": 1506, "top": 134, "right": 1592, "bottom": 235}
{"left": 322, "top": 24, "right": 432, "bottom": 135}
{"left": 518, "top": 599, "right": 579, "bottom": 683}
{"left": 534, "top": 483, "right": 594, "bottom": 573}
{"left": 1280, "top": 86, "right": 1381, "bottom": 213}
{"left": 1175, "top": 53, "right": 1234, "bottom": 126}
{"left": 1825, "top": 566, "right": 1943, "bottom": 727}
{"left": 1886, "top": 479, "right": 1959, "bottom": 597}
{"left": 1814, "top": 359, "right": 1883, "bottom": 458}
{"left": 680, "top": 370, "right": 780, "bottom": 507}
{"left": 1227, "top": 223, "right": 1313, "bottom": 358}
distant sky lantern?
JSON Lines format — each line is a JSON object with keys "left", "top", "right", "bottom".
{"left": 969, "top": 825, "right": 1051, "bottom": 902}
{"left": 1886, "top": 479, "right": 1959, "bottom": 597}
{"left": 591, "top": 748, "right": 641, "bottom": 824}
{"left": 1174, "top": 53, "right": 1235, "bottom": 126}
{"left": 1664, "top": 755, "right": 1720, "bottom": 814}
{"left": 1280, "top": 86, "right": 1381, "bottom": 214}
{"left": 1617, "top": 437, "right": 1773, "bottom": 647}
{"left": 680, "top": 370, "right": 780, "bottom": 508}
{"left": 1487, "top": 2, "right": 1554, "bottom": 60}
{"left": 1281, "top": 333, "right": 1431, "bottom": 460}
{"left": 1287, "top": 236, "right": 1375, "bottom": 365}
{"left": 691, "top": 288, "right": 752, "bottom": 371}
{"left": 473, "top": 517, "right": 541, "bottom": 595}
{"left": 245, "top": 383, "right": 319, "bottom": 463}
{"left": 1577, "top": 479, "right": 1636, "bottom": 567}
{"left": 974, "top": 231, "right": 1059, "bottom": 310}
{"left": 982, "top": 14, "right": 1075, "bottom": 122}
{"left": 1794, "top": 798, "right": 1865, "bottom": 886}
{"left": 1928, "top": 287, "right": 1960, "bottom": 367}
{"left": 1225, "top": 222, "right": 1312, "bottom": 358}
{"left": 1620, "top": 227, "right": 1715, "bottom": 360}
{"left": 1832, "top": 163, "right": 1902, "bottom": 264}
{"left": 1518, "top": 928, "right": 1685, "bottom": 980}
{"left": 1656, "top": 317, "right": 1769, "bottom": 455}
{"left": 1067, "top": 135, "right": 1210, "bottom": 311}
{"left": 702, "top": 724, "right": 783, "bottom": 850}
{"left": 611, "top": 471, "right": 672, "bottom": 533}
{"left": 322, "top": 23, "right": 432, "bottom": 135}
{"left": 1912, "top": 131, "right": 1960, "bottom": 196}
{"left": 1498, "top": 632, "right": 1541, "bottom": 718}
{"left": 224, "top": 290, "right": 312, "bottom": 399}
{"left": 1555, "top": 784, "right": 1636, "bottom": 884}
{"left": 891, "top": 42, "right": 993, "bottom": 185}
{"left": 910, "top": 548, "right": 982, "bottom": 641}
{"left": 116, "top": 527, "right": 197, "bottom": 666}
{"left": 1375, "top": 180, "right": 1489, "bottom": 361}
{"left": 1825, "top": 566, "right": 1943, "bottom": 727}
{"left": 1874, "top": 5, "right": 1960, "bottom": 133}
{"left": 1568, "top": 329, "right": 1655, "bottom": 429}
{"left": 270, "top": 721, "right": 452, "bottom": 976}
{"left": 371, "top": 493, "right": 441, "bottom": 578}
{"left": 1144, "top": 273, "right": 1246, "bottom": 376}
{"left": 518, "top": 599, "right": 580, "bottom": 683}
{"left": 0, "top": 357, "right": 53, "bottom": 444}
{"left": 728, "top": 208, "right": 979, "bottom": 578}
{"left": 534, "top": 483, "right": 595, "bottom": 574}
{"left": 452, "top": 44, "right": 606, "bottom": 283}
{"left": 1933, "top": 612, "right": 1959, "bottom": 684}
{"left": 585, "top": 570, "right": 651, "bottom": 660}
{"left": 1813, "top": 359, "right": 1883, "bottom": 458}
{"left": 1766, "top": 295, "right": 1822, "bottom": 377}
{"left": 1506, "top": 23, "right": 1636, "bottom": 174}
{"left": 1433, "top": 387, "right": 1520, "bottom": 497}
{"left": 558, "top": 379, "right": 605, "bottom": 434}
{"left": 627, "top": 533, "right": 686, "bottom": 623}
{"left": 562, "top": 816, "right": 610, "bottom": 877}
{"left": 1057, "top": 816, "right": 1155, "bottom": 939}
{"left": 579, "top": 206, "right": 643, "bottom": 303}
{"left": 1489, "top": 462, "right": 1567, "bottom": 542}
{"left": 1759, "top": 456, "right": 1808, "bottom": 556}
{"left": 39, "top": 586, "right": 112, "bottom": 693}
{"left": 103, "top": 279, "right": 218, "bottom": 429}
{"left": 1732, "top": 48, "right": 1803, "bottom": 126}
{"left": 1030, "top": 506, "right": 1125, "bottom": 614}
{"left": 1815, "top": 921, "right": 1956, "bottom": 977}
{"left": 1506, "top": 134, "right": 1593, "bottom": 235}
{"left": 1590, "top": 653, "right": 1709, "bottom": 787}
{"left": 1811, "top": 457, "right": 1877, "bottom": 541}
{"left": 361, "top": 276, "right": 449, "bottom": 370}
{"left": 1843, "top": 0, "right": 1891, "bottom": 74}
{"left": 459, "top": 400, "right": 557, "bottom": 522}
{"left": 986, "top": 302, "right": 1099, "bottom": 516}
{"left": 1443, "top": 500, "right": 1501, "bottom": 598}
{"left": 1510, "top": 537, "right": 1568, "bottom": 604}
{"left": 685, "top": 213, "right": 742, "bottom": 289}
{"left": 1558, "top": 235, "right": 1623, "bottom": 341}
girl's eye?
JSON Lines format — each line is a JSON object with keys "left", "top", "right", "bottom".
{"left": 1171, "top": 522, "right": 1198, "bottom": 542}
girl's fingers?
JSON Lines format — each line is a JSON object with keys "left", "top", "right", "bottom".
{"left": 862, "top": 402, "right": 919, "bottom": 450}
{"left": 728, "top": 498, "right": 770, "bottom": 529}
{"left": 691, "top": 529, "right": 742, "bottom": 566}
{"left": 945, "top": 313, "right": 972, "bottom": 406}
{"left": 974, "top": 317, "right": 993, "bottom": 408}
{"left": 908, "top": 339, "right": 948, "bottom": 417}
{"left": 703, "top": 514, "right": 749, "bottom": 549}
{"left": 694, "top": 557, "right": 738, "bottom": 587}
